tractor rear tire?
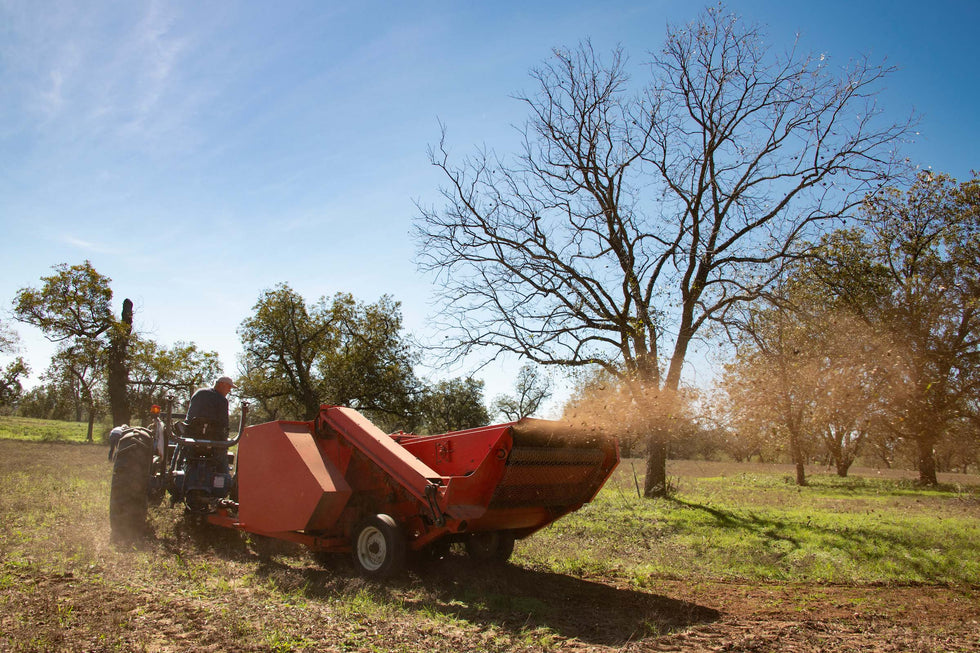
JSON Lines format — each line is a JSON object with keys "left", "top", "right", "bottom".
{"left": 465, "top": 530, "right": 516, "bottom": 563}
{"left": 352, "top": 514, "right": 405, "bottom": 579}
{"left": 109, "top": 432, "right": 152, "bottom": 543}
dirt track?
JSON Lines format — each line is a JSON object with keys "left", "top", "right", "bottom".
{"left": 2, "top": 556, "right": 978, "bottom": 652}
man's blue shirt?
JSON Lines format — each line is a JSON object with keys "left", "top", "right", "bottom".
{"left": 186, "top": 387, "right": 229, "bottom": 438}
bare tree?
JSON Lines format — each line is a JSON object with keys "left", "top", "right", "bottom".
{"left": 492, "top": 364, "right": 552, "bottom": 421}
{"left": 415, "top": 5, "right": 910, "bottom": 497}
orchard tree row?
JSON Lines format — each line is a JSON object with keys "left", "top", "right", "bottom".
{"left": 559, "top": 172, "right": 978, "bottom": 484}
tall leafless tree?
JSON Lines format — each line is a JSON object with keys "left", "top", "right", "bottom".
{"left": 415, "top": 5, "right": 911, "bottom": 496}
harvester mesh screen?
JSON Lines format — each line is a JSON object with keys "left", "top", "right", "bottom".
{"left": 488, "top": 446, "right": 606, "bottom": 509}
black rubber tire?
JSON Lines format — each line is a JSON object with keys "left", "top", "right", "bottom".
{"left": 465, "top": 531, "right": 516, "bottom": 563}
{"left": 352, "top": 514, "right": 405, "bottom": 579}
{"left": 148, "top": 456, "right": 165, "bottom": 506}
{"left": 109, "top": 432, "right": 152, "bottom": 543}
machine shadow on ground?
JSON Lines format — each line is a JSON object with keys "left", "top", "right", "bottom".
{"left": 242, "top": 547, "right": 720, "bottom": 647}
{"left": 408, "top": 558, "right": 719, "bottom": 645}
{"left": 152, "top": 516, "right": 719, "bottom": 646}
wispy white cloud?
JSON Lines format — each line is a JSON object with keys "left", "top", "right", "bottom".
{"left": 115, "top": 1, "right": 191, "bottom": 138}
{"left": 0, "top": 1, "right": 210, "bottom": 157}
{"left": 60, "top": 234, "right": 116, "bottom": 254}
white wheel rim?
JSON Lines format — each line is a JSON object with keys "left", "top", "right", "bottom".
{"left": 356, "top": 526, "right": 387, "bottom": 571}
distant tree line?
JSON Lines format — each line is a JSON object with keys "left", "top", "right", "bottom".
{"left": 0, "top": 267, "right": 544, "bottom": 440}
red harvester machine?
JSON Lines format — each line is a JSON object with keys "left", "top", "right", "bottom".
{"left": 209, "top": 405, "right": 619, "bottom": 576}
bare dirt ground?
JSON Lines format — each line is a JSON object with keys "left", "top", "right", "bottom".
{"left": 2, "top": 554, "right": 978, "bottom": 652}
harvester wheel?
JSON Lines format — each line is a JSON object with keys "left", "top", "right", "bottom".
{"left": 465, "top": 531, "right": 516, "bottom": 563}
{"left": 352, "top": 514, "right": 405, "bottom": 578}
{"left": 109, "top": 432, "right": 152, "bottom": 543}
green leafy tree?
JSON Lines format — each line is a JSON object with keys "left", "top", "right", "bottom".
{"left": 318, "top": 293, "right": 420, "bottom": 431}
{"left": 17, "top": 384, "right": 74, "bottom": 421}
{"left": 415, "top": 6, "right": 910, "bottom": 496}
{"left": 753, "top": 173, "right": 980, "bottom": 484}
{"left": 0, "top": 359, "right": 29, "bottom": 411}
{"left": 128, "top": 338, "right": 223, "bottom": 421}
{"left": 237, "top": 284, "right": 333, "bottom": 420}
{"left": 820, "top": 172, "right": 980, "bottom": 485}
{"left": 417, "top": 377, "right": 489, "bottom": 434}
{"left": 492, "top": 364, "right": 552, "bottom": 421}
{"left": 44, "top": 340, "right": 105, "bottom": 441}
{"left": 11, "top": 261, "right": 133, "bottom": 424}
{"left": 12, "top": 262, "right": 114, "bottom": 340}
{"left": 238, "top": 284, "right": 419, "bottom": 426}
{"left": 0, "top": 321, "right": 29, "bottom": 410}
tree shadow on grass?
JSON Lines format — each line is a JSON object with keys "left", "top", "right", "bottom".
{"left": 666, "top": 495, "right": 976, "bottom": 584}
{"left": 668, "top": 496, "right": 801, "bottom": 548}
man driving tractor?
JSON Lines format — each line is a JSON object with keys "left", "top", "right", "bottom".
{"left": 186, "top": 376, "right": 235, "bottom": 473}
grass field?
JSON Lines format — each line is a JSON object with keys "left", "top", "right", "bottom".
{"left": 524, "top": 460, "right": 980, "bottom": 586}
{"left": 1, "top": 420, "right": 978, "bottom": 651}
{"left": 0, "top": 415, "right": 103, "bottom": 443}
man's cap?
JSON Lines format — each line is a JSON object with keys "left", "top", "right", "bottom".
{"left": 215, "top": 376, "right": 235, "bottom": 387}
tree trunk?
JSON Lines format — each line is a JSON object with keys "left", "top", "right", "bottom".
{"left": 643, "top": 355, "right": 686, "bottom": 499}
{"left": 831, "top": 442, "right": 852, "bottom": 477}
{"left": 86, "top": 409, "right": 95, "bottom": 443}
{"left": 107, "top": 299, "right": 133, "bottom": 426}
{"left": 789, "top": 429, "right": 807, "bottom": 486}
{"left": 916, "top": 433, "right": 939, "bottom": 486}
{"left": 643, "top": 431, "right": 669, "bottom": 498}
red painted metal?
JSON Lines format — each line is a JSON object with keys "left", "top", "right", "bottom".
{"left": 237, "top": 420, "right": 351, "bottom": 533}
{"left": 212, "top": 405, "right": 619, "bottom": 557}
{"left": 315, "top": 407, "right": 445, "bottom": 504}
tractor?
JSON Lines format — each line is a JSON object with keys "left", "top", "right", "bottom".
{"left": 109, "top": 397, "right": 247, "bottom": 541}
{"left": 109, "top": 400, "right": 619, "bottom": 577}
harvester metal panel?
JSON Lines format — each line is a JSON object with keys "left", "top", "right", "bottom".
{"left": 316, "top": 407, "right": 445, "bottom": 504}
{"left": 237, "top": 421, "right": 352, "bottom": 533}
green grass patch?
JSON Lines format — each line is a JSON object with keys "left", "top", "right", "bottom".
{"left": 0, "top": 415, "right": 104, "bottom": 443}
{"left": 517, "top": 464, "right": 980, "bottom": 586}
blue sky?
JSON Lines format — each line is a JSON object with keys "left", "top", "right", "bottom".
{"left": 1, "top": 0, "right": 977, "bottom": 414}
